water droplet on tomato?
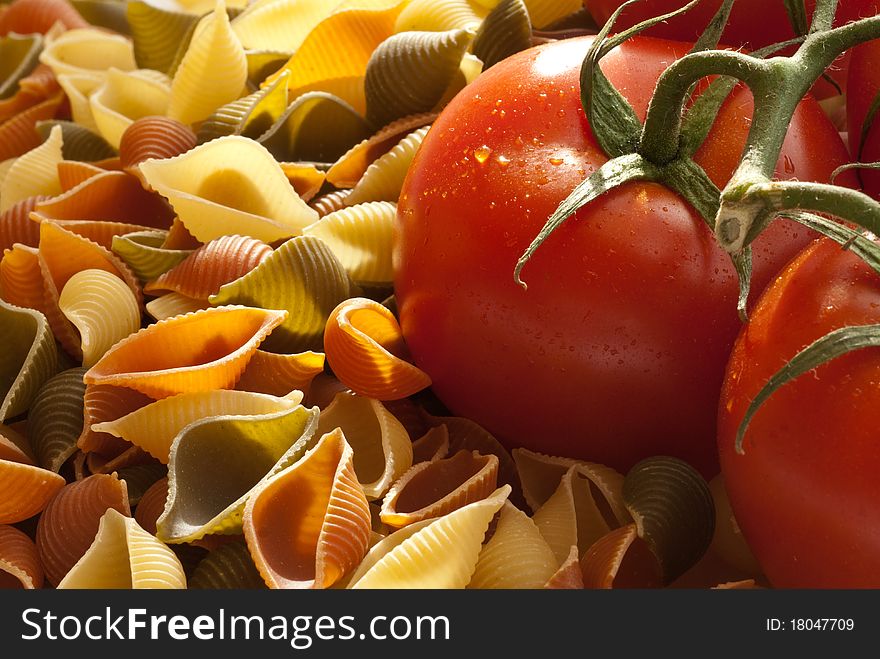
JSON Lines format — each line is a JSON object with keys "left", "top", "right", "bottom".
{"left": 496, "top": 154, "right": 510, "bottom": 167}
{"left": 549, "top": 156, "right": 563, "bottom": 166}
{"left": 556, "top": 109, "right": 566, "bottom": 118}
{"left": 474, "top": 145, "right": 492, "bottom": 163}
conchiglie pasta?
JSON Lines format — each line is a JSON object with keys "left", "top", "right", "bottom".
{"left": 0, "top": 524, "right": 43, "bottom": 589}
{"left": 0, "top": 123, "right": 62, "bottom": 212}
{"left": 394, "top": 0, "right": 487, "bottom": 32}
{"left": 0, "top": 91, "right": 65, "bottom": 162}
{"left": 472, "top": 0, "right": 532, "bottom": 70}
{"left": 35, "top": 120, "right": 117, "bottom": 163}
{"left": 0, "top": 299, "right": 58, "bottom": 422}
{"left": 38, "top": 28, "right": 136, "bottom": 79}
{"left": 196, "top": 70, "right": 289, "bottom": 144}
{"left": 111, "top": 230, "right": 193, "bottom": 283}
{"left": 126, "top": 0, "right": 200, "bottom": 75}
{"left": 343, "top": 126, "right": 430, "bottom": 206}
{"left": 0, "top": 459, "right": 66, "bottom": 524}
{"left": 231, "top": 0, "right": 333, "bottom": 52}
{"left": 0, "top": 0, "right": 89, "bottom": 35}
{"left": 55, "top": 73, "right": 102, "bottom": 131}
{"left": 234, "top": 350, "right": 325, "bottom": 398}
{"left": 89, "top": 68, "right": 172, "bottom": 149}
{"left": 188, "top": 539, "right": 266, "bottom": 589}
{"left": 27, "top": 367, "right": 87, "bottom": 472}
{"left": 119, "top": 116, "right": 197, "bottom": 171}
{"left": 0, "top": 32, "right": 44, "bottom": 100}
{"left": 523, "top": 0, "right": 581, "bottom": 29}
{"left": 544, "top": 545, "right": 584, "bottom": 589}
{"left": 0, "top": 244, "right": 47, "bottom": 314}
{"left": 144, "top": 292, "right": 208, "bottom": 322}
{"left": 79, "top": 383, "right": 154, "bottom": 456}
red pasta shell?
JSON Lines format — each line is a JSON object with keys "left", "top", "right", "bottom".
{"left": 0, "top": 195, "right": 46, "bottom": 252}
{"left": 134, "top": 476, "right": 168, "bottom": 536}
{"left": 0, "top": 92, "right": 65, "bottom": 161}
{"left": 79, "top": 384, "right": 155, "bottom": 456}
{"left": 0, "top": 0, "right": 88, "bottom": 35}
{"left": 0, "top": 524, "right": 43, "bottom": 589}
{"left": 119, "top": 116, "right": 197, "bottom": 170}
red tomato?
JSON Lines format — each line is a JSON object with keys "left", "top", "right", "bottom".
{"left": 394, "top": 36, "right": 854, "bottom": 478}
{"left": 847, "top": 38, "right": 880, "bottom": 198}
{"left": 717, "top": 238, "right": 880, "bottom": 587}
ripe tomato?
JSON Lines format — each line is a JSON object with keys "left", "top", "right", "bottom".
{"left": 847, "top": 38, "right": 880, "bottom": 198}
{"left": 717, "top": 238, "right": 880, "bottom": 587}
{"left": 394, "top": 36, "right": 854, "bottom": 477}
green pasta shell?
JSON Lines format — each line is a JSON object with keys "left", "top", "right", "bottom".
{"left": 258, "top": 91, "right": 371, "bottom": 165}
{"left": 35, "top": 120, "right": 118, "bottom": 163}
{"left": 364, "top": 28, "right": 474, "bottom": 130}
{"left": 189, "top": 539, "right": 267, "bottom": 589}
{"left": 111, "top": 230, "right": 193, "bottom": 283}
{"left": 245, "top": 50, "right": 290, "bottom": 89}
{"left": 127, "top": 0, "right": 200, "bottom": 74}
{"left": 209, "top": 235, "right": 357, "bottom": 353}
{"left": 72, "top": 0, "right": 132, "bottom": 36}
{"left": 118, "top": 462, "right": 168, "bottom": 507}
{"left": 196, "top": 70, "right": 290, "bottom": 145}
{"left": 472, "top": 0, "right": 532, "bottom": 70}
{"left": 28, "top": 367, "right": 87, "bottom": 473}
{"left": 0, "top": 301, "right": 58, "bottom": 422}
{"left": 622, "top": 456, "right": 715, "bottom": 585}
{"left": 157, "top": 404, "right": 320, "bottom": 544}
{"left": 0, "top": 33, "right": 42, "bottom": 100}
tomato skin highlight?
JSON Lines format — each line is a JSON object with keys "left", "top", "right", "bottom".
{"left": 717, "top": 238, "right": 880, "bottom": 587}
{"left": 394, "top": 36, "right": 854, "bottom": 478}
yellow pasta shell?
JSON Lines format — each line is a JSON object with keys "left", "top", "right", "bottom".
{"left": 0, "top": 123, "right": 62, "bottom": 213}
{"left": 56, "top": 73, "right": 102, "bottom": 132}
{"left": 0, "top": 524, "right": 43, "bottom": 589}
{"left": 0, "top": 458, "right": 66, "bottom": 524}
{"left": 0, "top": 299, "right": 58, "bottom": 422}
{"left": 28, "top": 367, "right": 86, "bottom": 473}
{"left": 344, "top": 126, "right": 430, "bottom": 206}
{"left": 231, "top": 0, "right": 333, "bottom": 52}
{"left": 235, "top": 349, "right": 325, "bottom": 397}
{"left": 196, "top": 70, "right": 289, "bottom": 144}
{"left": 523, "top": 0, "right": 581, "bottom": 29}
{"left": 89, "top": 68, "right": 172, "bottom": 150}
{"left": 394, "top": 0, "right": 487, "bottom": 32}
{"left": 145, "top": 292, "right": 208, "bottom": 321}
{"left": 38, "top": 28, "right": 136, "bottom": 79}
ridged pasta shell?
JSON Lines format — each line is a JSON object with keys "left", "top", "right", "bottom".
{"left": 468, "top": 501, "right": 558, "bottom": 589}
{"left": 380, "top": 449, "right": 498, "bottom": 528}
{"left": 134, "top": 476, "right": 167, "bottom": 535}
{"left": 39, "top": 28, "right": 136, "bottom": 79}
{"left": 127, "top": 1, "right": 199, "bottom": 74}
{"left": 348, "top": 485, "right": 510, "bottom": 588}
{"left": 0, "top": 63, "right": 59, "bottom": 124}
{"left": 0, "top": 524, "right": 43, "bottom": 589}
{"left": 145, "top": 292, "right": 208, "bottom": 321}
{"left": 244, "top": 428, "right": 371, "bottom": 589}
{"left": 138, "top": 135, "right": 319, "bottom": 243}
{"left": 579, "top": 523, "right": 663, "bottom": 589}
{"left": 117, "top": 463, "right": 168, "bottom": 507}
{"left": 259, "top": 91, "right": 371, "bottom": 165}
{"left": 0, "top": 196, "right": 43, "bottom": 252}
{"left": 90, "top": 68, "right": 172, "bottom": 150}
{"left": 309, "top": 190, "right": 351, "bottom": 218}
{"left": 244, "top": 48, "right": 288, "bottom": 87}
{"left": 315, "top": 392, "right": 412, "bottom": 499}
{"left": 112, "top": 230, "right": 193, "bottom": 283}
{"left": 0, "top": 0, "right": 89, "bottom": 34}
{"left": 55, "top": 73, "right": 101, "bottom": 132}
{"left": 161, "top": 216, "right": 200, "bottom": 249}
{"left": 303, "top": 202, "right": 396, "bottom": 284}
{"left": 58, "top": 508, "right": 186, "bottom": 588}
{"left": 523, "top": 0, "right": 580, "bottom": 29}
{"left": 344, "top": 126, "right": 429, "bottom": 206}
{"left": 119, "top": 116, "right": 197, "bottom": 171}
{"left": 71, "top": 0, "right": 131, "bottom": 35}
{"left": 56, "top": 161, "right": 103, "bottom": 191}
{"left": 0, "top": 123, "right": 62, "bottom": 213}
{"left": 231, "top": 0, "right": 330, "bottom": 52}
{"left": 364, "top": 28, "right": 474, "bottom": 130}
{"left": 210, "top": 235, "right": 355, "bottom": 352}
{"left": 263, "top": 1, "right": 408, "bottom": 113}
{"left": 79, "top": 383, "right": 154, "bottom": 456}
{"left": 0, "top": 300, "right": 58, "bottom": 422}
{"left": 0, "top": 459, "right": 65, "bottom": 524}
{"left": 83, "top": 305, "right": 287, "bottom": 399}
{"left": 472, "top": 0, "right": 532, "bottom": 70}
{"left": 394, "top": 0, "right": 486, "bottom": 32}
{"left": 382, "top": 396, "right": 429, "bottom": 440}
{"left": 235, "top": 349, "right": 325, "bottom": 397}
{"left": 35, "top": 120, "right": 117, "bottom": 162}
{"left": 544, "top": 545, "right": 585, "bottom": 589}
{"left": 189, "top": 538, "right": 266, "bottom": 589}
{"left": 157, "top": 403, "right": 320, "bottom": 543}
{"left": 0, "top": 33, "right": 43, "bottom": 100}
{"left": 0, "top": 91, "right": 65, "bottom": 162}
{"left": 144, "top": 234, "right": 272, "bottom": 299}
{"left": 93, "top": 389, "right": 304, "bottom": 463}
{"left": 324, "top": 296, "right": 431, "bottom": 401}
{"left": 0, "top": 244, "right": 47, "bottom": 314}
{"left": 278, "top": 162, "right": 326, "bottom": 202}
{"left": 0, "top": 423, "right": 35, "bottom": 465}
{"left": 36, "top": 472, "right": 131, "bottom": 585}
{"left": 196, "top": 70, "right": 289, "bottom": 144}
{"left": 27, "top": 367, "right": 86, "bottom": 472}
{"left": 410, "top": 424, "right": 448, "bottom": 464}
{"left": 167, "top": 0, "right": 247, "bottom": 126}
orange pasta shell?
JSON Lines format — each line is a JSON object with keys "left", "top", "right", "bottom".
{"left": 0, "top": 524, "right": 43, "bottom": 589}
{"left": 0, "top": 459, "right": 65, "bottom": 524}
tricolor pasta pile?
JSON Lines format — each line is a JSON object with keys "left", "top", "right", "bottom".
{"left": 0, "top": 0, "right": 761, "bottom": 590}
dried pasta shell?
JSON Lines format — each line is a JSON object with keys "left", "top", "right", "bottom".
{"left": 0, "top": 123, "right": 62, "bottom": 213}
{"left": 45, "top": 219, "right": 162, "bottom": 252}
{"left": 0, "top": 33, "right": 43, "bottom": 100}
{"left": 210, "top": 235, "right": 355, "bottom": 352}
{"left": 196, "top": 70, "right": 289, "bottom": 144}
{"left": 111, "top": 230, "right": 193, "bottom": 283}
{"left": 0, "top": 423, "right": 35, "bottom": 465}
{"left": 523, "top": 0, "right": 580, "bottom": 29}
{"left": 244, "top": 428, "right": 371, "bottom": 589}
{"left": 27, "top": 367, "right": 86, "bottom": 473}
{"left": 0, "top": 524, "right": 43, "bottom": 589}
{"left": 234, "top": 349, "right": 325, "bottom": 397}
{"left": 90, "top": 68, "right": 172, "bottom": 150}
{"left": 83, "top": 305, "right": 287, "bottom": 399}
{"left": 303, "top": 201, "right": 396, "bottom": 285}
{"left": 468, "top": 501, "right": 557, "bottom": 589}
{"left": 244, "top": 49, "right": 288, "bottom": 87}
{"left": 0, "top": 64, "right": 59, "bottom": 124}
{"left": 259, "top": 91, "right": 371, "bottom": 165}
{"left": 279, "top": 162, "right": 326, "bottom": 202}
{"left": 472, "top": 0, "right": 531, "bottom": 70}
{"left": 394, "top": 0, "right": 486, "bottom": 32}
{"left": 134, "top": 476, "right": 167, "bottom": 535}
{"left": 0, "top": 195, "right": 45, "bottom": 255}
{"left": 161, "top": 217, "right": 200, "bottom": 250}
{"left": 92, "top": 389, "right": 304, "bottom": 464}
{"left": 0, "top": 0, "right": 89, "bottom": 34}
{"left": 544, "top": 545, "right": 584, "bottom": 589}
{"left": 32, "top": 170, "right": 175, "bottom": 230}
{"left": 410, "top": 424, "right": 448, "bottom": 464}
{"left": 119, "top": 116, "right": 197, "bottom": 171}
{"left": 231, "top": 0, "right": 330, "bottom": 52}
{"left": 127, "top": 1, "right": 199, "bottom": 75}
{"left": 59, "top": 269, "right": 141, "bottom": 367}
{"left": 58, "top": 508, "right": 186, "bottom": 588}
{"left": 167, "top": 0, "right": 247, "bottom": 126}
{"left": 309, "top": 189, "right": 351, "bottom": 218}
{"left": 0, "top": 92, "right": 65, "bottom": 162}
{"left": 0, "top": 300, "right": 57, "bottom": 422}
{"left": 315, "top": 392, "right": 412, "bottom": 499}
{"left": 145, "top": 292, "right": 207, "bottom": 321}
{"left": 0, "top": 459, "right": 65, "bottom": 523}
{"left": 0, "top": 244, "right": 47, "bottom": 314}
{"left": 580, "top": 523, "right": 663, "bottom": 589}
{"left": 138, "top": 135, "right": 318, "bottom": 243}
{"left": 323, "top": 296, "right": 430, "bottom": 401}
{"left": 380, "top": 450, "right": 497, "bottom": 528}
{"left": 71, "top": 0, "right": 131, "bottom": 35}
{"left": 55, "top": 73, "right": 102, "bottom": 132}
{"left": 364, "top": 28, "right": 474, "bottom": 130}
{"left": 157, "top": 403, "right": 320, "bottom": 543}
{"left": 39, "top": 28, "right": 136, "bottom": 79}
{"left": 116, "top": 462, "right": 167, "bottom": 507}
{"left": 344, "top": 126, "right": 429, "bottom": 206}
{"left": 348, "top": 485, "right": 510, "bottom": 588}
{"left": 88, "top": 444, "right": 154, "bottom": 475}
{"left": 36, "top": 472, "right": 130, "bottom": 586}
{"left": 35, "top": 120, "right": 117, "bottom": 162}
{"left": 79, "top": 383, "right": 154, "bottom": 456}
{"left": 56, "top": 162, "right": 102, "bottom": 191}
{"left": 144, "top": 234, "right": 272, "bottom": 299}
{"left": 189, "top": 539, "right": 266, "bottom": 589}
